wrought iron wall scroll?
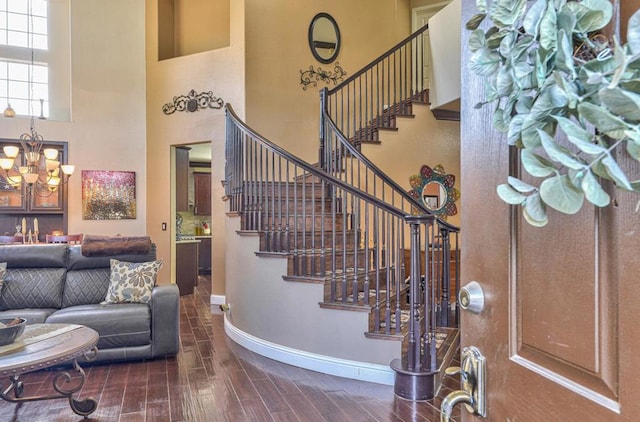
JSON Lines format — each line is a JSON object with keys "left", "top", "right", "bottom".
{"left": 299, "top": 63, "right": 346, "bottom": 90}
{"left": 162, "top": 89, "right": 224, "bottom": 115}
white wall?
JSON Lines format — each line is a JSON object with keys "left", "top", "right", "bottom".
{"left": 428, "top": 0, "right": 461, "bottom": 110}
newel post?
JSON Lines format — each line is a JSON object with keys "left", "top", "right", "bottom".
{"left": 390, "top": 215, "right": 437, "bottom": 401}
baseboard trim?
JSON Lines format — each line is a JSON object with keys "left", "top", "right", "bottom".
{"left": 223, "top": 313, "right": 395, "bottom": 385}
{"left": 210, "top": 294, "right": 226, "bottom": 305}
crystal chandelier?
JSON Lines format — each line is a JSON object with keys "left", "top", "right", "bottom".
{"left": 0, "top": 0, "right": 74, "bottom": 197}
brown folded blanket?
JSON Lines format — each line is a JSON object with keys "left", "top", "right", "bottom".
{"left": 81, "top": 235, "right": 151, "bottom": 257}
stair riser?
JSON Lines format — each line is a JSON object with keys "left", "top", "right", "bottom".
{"left": 248, "top": 198, "right": 342, "bottom": 213}
{"left": 293, "top": 173, "right": 328, "bottom": 184}
{"left": 287, "top": 249, "right": 371, "bottom": 276}
{"left": 260, "top": 230, "right": 360, "bottom": 251}
{"left": 323, "top": 269, "right": 391, "bottom": 302}
{"left": 242, "top": 213, "right": 346, "bottom": 232}
{"left": 244, "top": 182, "right": 331, "bottom": 199}
{"left": 367, "top": 294, "right": 408, "bottom": 330}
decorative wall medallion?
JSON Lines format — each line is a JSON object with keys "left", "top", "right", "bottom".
{"left": 299, "top": 63, "right": 347, "bottom": 90}
{"left": 162, "top": 89, "right": 224, "bottom": 115}
{"left": 407, "top": 164, "right": 460, "bottom": 219}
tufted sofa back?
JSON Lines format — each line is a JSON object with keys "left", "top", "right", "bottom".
{"left": 0, "top": 244, "right": 68, "bottom": 310}
{"left": 0, "top": 243, "right": 157, "bottom": 310}
{"left": 63, "top": 244, "right": 157, "bottom": 307}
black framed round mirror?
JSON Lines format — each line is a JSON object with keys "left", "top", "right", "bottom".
{"left": 308, "top": 13, "right": 341, "bottom": 64}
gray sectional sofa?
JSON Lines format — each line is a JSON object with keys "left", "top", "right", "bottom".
{"left": 0, "top": 243, "right": 180, "bottom": 363}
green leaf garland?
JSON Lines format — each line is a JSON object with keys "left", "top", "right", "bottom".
{"left": 468, "top": 1, "right": 640, "bottom": 226}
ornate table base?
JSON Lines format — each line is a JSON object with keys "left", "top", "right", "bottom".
{"left": 0, "top": 325, "right": 100, "bottom": 418}
{"left": 0, "top": 357, "right": 97, "bottom": 417}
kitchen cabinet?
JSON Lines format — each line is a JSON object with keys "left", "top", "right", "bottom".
{"left": 193, "top": 172, "right": 211, "bottom": 215}
{"left": 197, "top": 236, "right": 211, "bottom": 274}
{"left": 176, "top": 240, "right": 198, "bottom": 296}
{"left": 175, "top": 147, "right": 190, "bottom": 212}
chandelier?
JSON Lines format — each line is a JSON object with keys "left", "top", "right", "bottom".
{"left": 0, "top": 139, "right": 74, "bottom": 197}
{"left": 0, "top": 0, "right": 74, "bottom": 197}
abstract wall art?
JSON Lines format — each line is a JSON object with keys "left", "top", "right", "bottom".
{"left": 82, "top": 170, "right": 136, "bottom": 220}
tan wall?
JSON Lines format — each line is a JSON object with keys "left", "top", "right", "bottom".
{"left": 225, "top": 214, "right": 401, "bottom": 365}
{"left": 174, "top": 0, "right": 230, "bottom": 56}
{"left": 158, "top": 0, "right": 230, "bottom": 60}
{"left": 244, "top": 0, "right": 412, "bottom": 163}
{"left": 145, "top": 0, "right": 245, "bottom": 287}
{"left": 0, "top": 0, "right": 147, "bottom": 238}
{"left": 362, "top": 104, "right": 461, "bottom": 230}
{"left": 0, "top": 1, "right": 460, "bottom": 296}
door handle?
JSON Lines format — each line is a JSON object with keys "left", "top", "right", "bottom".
{"left": 440, "top": 346, "right": 486, "bottom": 421}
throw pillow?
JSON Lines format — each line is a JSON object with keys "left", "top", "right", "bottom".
{"left": 102, "top": 259, "right": 163, "bottom": 304}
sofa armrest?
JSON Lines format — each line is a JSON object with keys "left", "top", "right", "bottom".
{"left": 150, "top": 284, "right": 180, "bottom": 357}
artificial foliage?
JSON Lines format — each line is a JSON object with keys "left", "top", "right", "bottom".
{"left": 467, "top": 0, "right": 640, "bottom": 226}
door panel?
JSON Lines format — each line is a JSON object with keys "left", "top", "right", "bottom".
{"left": 513, "top": 205, "right": 618, "bottom": 406}
{"left": 460, "top": 0, "right": 640, "bottom": 420}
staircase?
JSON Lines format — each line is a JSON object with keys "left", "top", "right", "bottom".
{"left": 224, "top": 22, "right": 460, "bottom": 401}
{"left": 350, "top": 91, "right": 429, "bottom": 145}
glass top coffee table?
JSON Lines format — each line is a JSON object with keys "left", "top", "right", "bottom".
{"left": 0, "top": 323, "right": 99, "bottom": 417}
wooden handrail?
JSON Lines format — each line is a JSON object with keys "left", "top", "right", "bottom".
{"left": 327, "top": 24, "right": 429, "bottom": 95}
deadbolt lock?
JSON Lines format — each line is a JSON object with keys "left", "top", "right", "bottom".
{"left": 459, "top": 281, "right": 484, "bottom": 314}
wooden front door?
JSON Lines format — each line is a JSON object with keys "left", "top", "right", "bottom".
{"left": 459, "top": 1, "right": 640, "bottom": 420}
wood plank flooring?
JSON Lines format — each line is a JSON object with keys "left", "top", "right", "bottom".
{"left": 0, "top": 277, "right": 460, "bottom": 421}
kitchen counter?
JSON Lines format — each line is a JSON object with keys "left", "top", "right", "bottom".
{"left": 176, "top": 239, "right": 201, "bottom": 244}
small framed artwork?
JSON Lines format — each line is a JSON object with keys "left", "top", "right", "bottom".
{"left": 82, "top": 170, "right": 136, "bottom": 220}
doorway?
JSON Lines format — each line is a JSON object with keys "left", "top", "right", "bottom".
{"left": 172, "top": 142, "right": 212, "bottom": 295}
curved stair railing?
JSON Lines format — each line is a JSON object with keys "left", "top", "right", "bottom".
{"left": 317, "top": 23, "right": 462, "bottom": 400}
{"left": 320, "top": 24, "right": 429, "bottom": 155}
{"left": 226, "top": 100, "right": 459, "bottom": 400}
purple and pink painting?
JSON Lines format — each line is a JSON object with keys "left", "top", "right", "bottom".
{"left": 81, "top": 170, "right": 136, "bottom": 220}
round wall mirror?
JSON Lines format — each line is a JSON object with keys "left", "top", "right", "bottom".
{"left": 422, "top": 181, "right": 447, "bottom": 211}
{"left": 408, "top": 164, "right": 460, "bottom": 220}
{"left": 308, "top": 13, "right": 341, "bottom": 64}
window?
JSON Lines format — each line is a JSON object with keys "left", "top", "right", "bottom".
{"left": 0, "top": 0, "right": 68, "bottom": 121}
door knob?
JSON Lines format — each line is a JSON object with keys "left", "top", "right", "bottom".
{"left": 459, "top": 280, "right": 484, "bottom": 314}
{"left": 440, "top": 346, "right": 486, "bottom": 421}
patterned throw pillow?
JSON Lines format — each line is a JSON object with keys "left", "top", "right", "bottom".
{"left": 102, "top": 259, "right": 163, "bottom": 304}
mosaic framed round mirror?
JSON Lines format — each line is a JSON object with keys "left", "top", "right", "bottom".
{"left": 408, "top": 164, "right": 460, "bottom": 219}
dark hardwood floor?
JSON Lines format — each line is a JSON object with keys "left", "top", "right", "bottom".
{"left": 0, "top": 277, "right": 460, "bottom": 421}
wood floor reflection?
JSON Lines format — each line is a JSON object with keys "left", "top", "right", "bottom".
{"left": 0, "top": 277, "right": 460, "bottom": 421}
